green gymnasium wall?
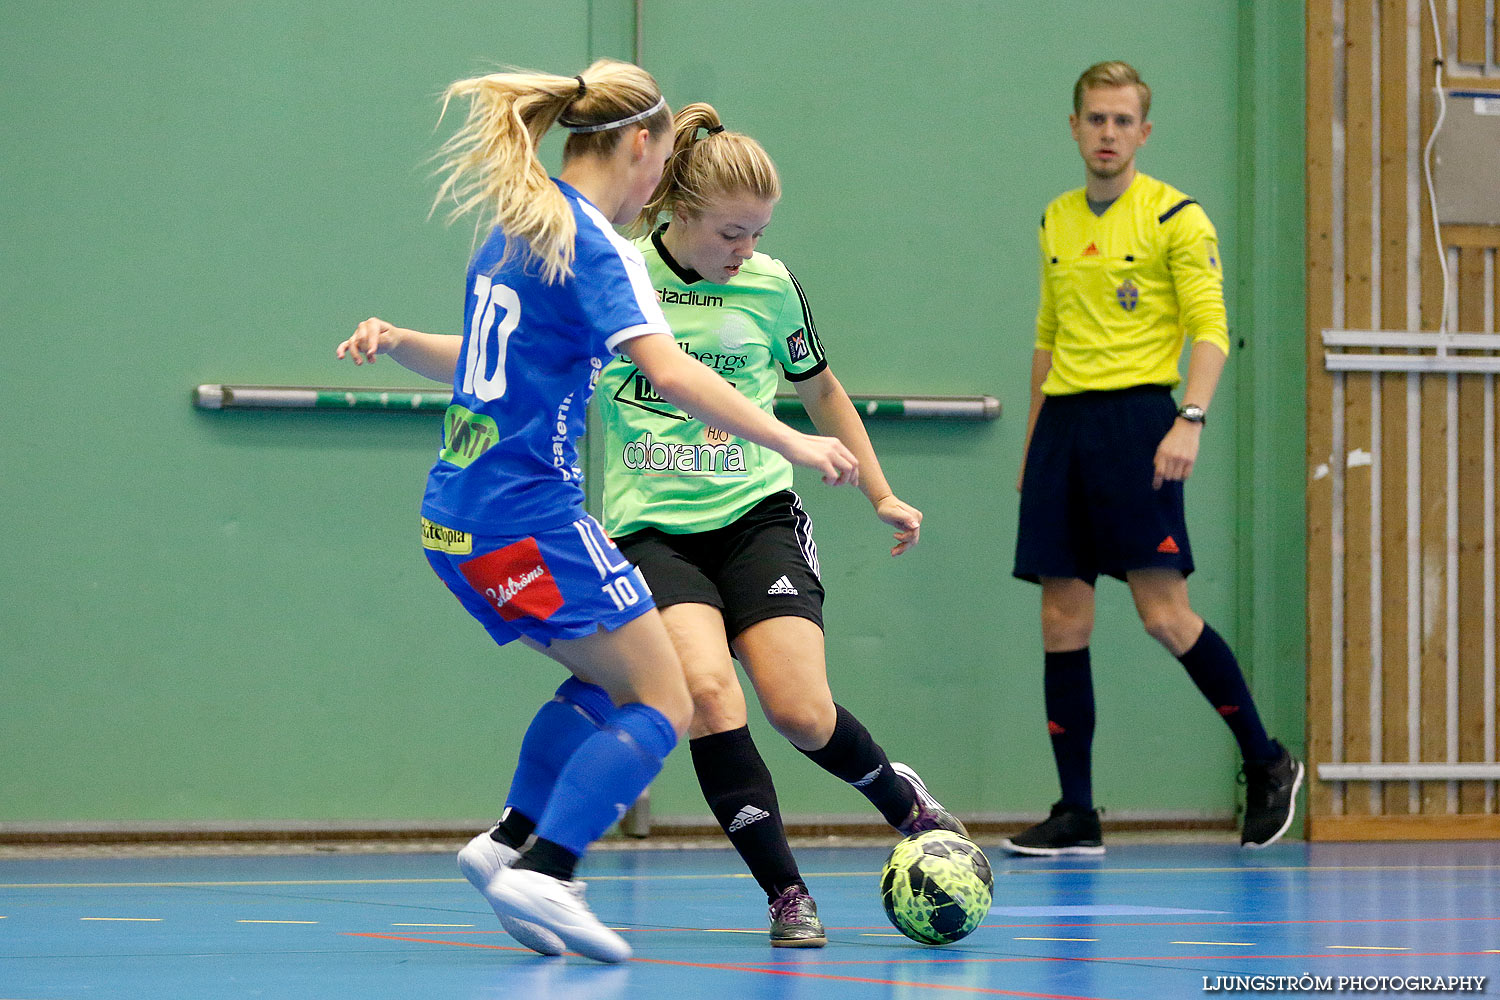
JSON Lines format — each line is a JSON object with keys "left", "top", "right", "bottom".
{"left": 0, "top": 1, "right": 1305, "bottom": 828}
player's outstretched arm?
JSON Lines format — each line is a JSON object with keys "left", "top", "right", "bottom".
{"left": 336, "top": 317, "right": 461, "bottom": 383}
{"left": 623, "top": 332, "right": 858, "bottom": 487}
{"left": 794, "top": 368, "right": 921, "bottom": 556}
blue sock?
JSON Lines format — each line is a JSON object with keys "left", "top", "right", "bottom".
{"left": 1176, "top": 622, "right": 1276, "bottom": 763}
{"left": 533, "top": 702, "right": 678, "bottom": 857}
{"left": 1044, "top": 648, "right": 1095, "bottom": 810}
{"left": 502, "top": 678, "right": 615, "bottom": 828}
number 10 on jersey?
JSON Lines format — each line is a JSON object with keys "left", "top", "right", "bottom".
{"left": 462, "top": 274, "right": 520, "bottom": 402}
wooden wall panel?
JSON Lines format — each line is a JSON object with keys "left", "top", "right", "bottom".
{"left": 1416, "top": 3, "right": 1450, "bottom": 817}
{"left": 1377, "top": 0, "right": 1411, "bottom": 818}
{"left": 1306, "top": 0, "right": 1337, "bottom": 823}
{"left": 1307, "top": 0, "right": 1500, "bottom": 837}
{"left": 1343, "top": 0, "right": 1377, "bottom": 817}
{"left": 1457, "top": 249, "right": 1488, "bottom": 814}
{"left": 1456, "top": 0, "right": 1487, "bottom": 64}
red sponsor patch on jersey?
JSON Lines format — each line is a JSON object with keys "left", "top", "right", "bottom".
{"left": 1157, "top": 535, "right": 1180, "bottom": 554}
{"left": 458, "top": 536, "right": 565, "bottom": 622}
{"left": 1082, "top": 242, "right": 1100, "bottom": 257}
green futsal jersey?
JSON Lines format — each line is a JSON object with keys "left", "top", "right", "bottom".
{"left": 598, "top": 227, "right": 828, "bottom": 538}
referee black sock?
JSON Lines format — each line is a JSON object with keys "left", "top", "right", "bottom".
{"left": 1044, "top": 647, "right": 1095, "bottom": 810}
{"left": 1176, "top": 622, "right": 1277, "bottom": 763}
{"left": 691, "top": 727, "right": 803, "bottom": 900}
{"left": 798, "top": 704, "right": 916, "bottom": 829}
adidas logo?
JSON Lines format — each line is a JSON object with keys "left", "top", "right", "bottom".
{"left": 728, "top": 805, "right": 770, "bottom": 833}
{"left": 1082, "top": 241, "right": 1100, "bottom": 257}
{"left": 767, "top": 575, "right": 799, "bottom": 595}
{"left": 1157, "top": 535, "right": 1180, "bottom": 554}
{"left": 851, "top": 765, "right": 883, "bottom": 788}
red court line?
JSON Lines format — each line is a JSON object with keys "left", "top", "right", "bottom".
{"left": 980, "top": 916, "right": 1500, "bottom": 929}
{"left": 347, "top": 932, "right": 1116, "bottom": 999}
{"left": 816, "top": 915, "right": 1500, "bottom": 931}
{"left": 701, "top": 949, "right": 1500, "bottom": 968}
{"left": 419, "top": 914, "right": 1500, "bottom": 936}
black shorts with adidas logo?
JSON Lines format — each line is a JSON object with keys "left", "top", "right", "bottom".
{"left": 1013, "top": 384, "right": 1195, "bottom": 586}
{"left": 613, "top": 489, "right": 824, "bottom": 640}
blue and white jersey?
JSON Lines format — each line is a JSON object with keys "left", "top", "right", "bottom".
{"left": 421, "top": 179, "right": 671, "bottom": 535}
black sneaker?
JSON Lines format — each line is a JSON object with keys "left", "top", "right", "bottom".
{"left": 1240, "top": 741, "right": 1304, "bottom": 848}
{"left": 768, "top": 884, "right": 826, "bottom": 948}
{"left": 998, "top": 802, "right": 1105, "bottom": 856}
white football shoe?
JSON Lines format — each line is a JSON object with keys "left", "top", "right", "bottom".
{"left": 457, "top": 827, "right": 565, "bottom": 956}
{"left": 484, "top": 866, "right": 632, "bottom": 964}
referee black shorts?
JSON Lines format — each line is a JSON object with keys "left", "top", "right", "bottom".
{"left": 1013, "top": 384, "right": 1195, "bottom": 586}
{"left": 613, "top": 489, "right": 824, "bottom": 640}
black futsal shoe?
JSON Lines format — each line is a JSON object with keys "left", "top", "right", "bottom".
{"left": 891, "top": 762, "right": 970, "bottom": 838}
{"left": 1240, "top": 741, "right": 1305, "bottom": 848}
{"left": 998, "top": 801, "right": 1105, "bottom": 856}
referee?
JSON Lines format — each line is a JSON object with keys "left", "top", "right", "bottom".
{"left": 1001, "top": 61, "right": 1302, "bottom": 856}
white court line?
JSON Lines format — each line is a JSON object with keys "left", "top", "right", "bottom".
{"left": 1327, "top": 944, "right": 1410, "bottom": 950}
{"left": 7, "top": 864, "right": 1500, "bottom": 890}
{"left": 391, "top": 923, "right": 473, "bottom": 928}
{"left": 80, "top": 917, "right": 161, "bottom": 922}
{"left": 238, "top": 920, "right": 318, "bottom": 925}
{"left": 1173, "top": 940, "right": 1256, "bottom": 947}
{"left": 1015, "top": 936, "right": 1098, "bottom": 942}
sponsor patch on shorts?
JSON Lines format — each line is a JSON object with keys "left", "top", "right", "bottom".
{"left": 420, "top": 518, "right": 472, "bottom": 555}
{"left": 458, "top": 536, "right": 565, "bottom": 622}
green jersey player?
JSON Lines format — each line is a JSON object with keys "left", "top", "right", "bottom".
{"left": 598, "top": 103, "right": 967, "bottom": 948}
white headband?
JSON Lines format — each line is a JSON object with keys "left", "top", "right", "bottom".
{"left": 563, "top": 96, "right": 667, "bottom": 134}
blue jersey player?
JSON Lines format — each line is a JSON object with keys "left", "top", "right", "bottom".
{"left": 337, "top": 60, "right": 857, "bottom": 963}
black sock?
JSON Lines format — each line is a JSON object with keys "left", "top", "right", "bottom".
{"left": 691, "top": 727, "right": 802, "bottom": 900}
{"left": 798, "top": 704, "right": 915, "bottom": 828}
{"left": 512, "top": 836, "right": 578, "bottom": 882}
{"left": 1044, "top": 647, "right": 1095, "bottom": 810}
{"left": 1177, "top": 622, "right": 1276, "bottom": 763}
{"left": 490, "top": 806, "right": 536, "bottom": 850}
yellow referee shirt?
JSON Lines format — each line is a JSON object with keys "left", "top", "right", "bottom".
{"left": 1035, "top": 172, "right": 1228, "bottom": 395}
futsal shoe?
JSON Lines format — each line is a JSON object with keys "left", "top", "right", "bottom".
{"left": 484, "top": 866, "right": 632, "bottom": 964}
{"left": 457, "top": 827, "right": 565, "bottom": 956}
{"left": 1240, "top": 741, "right": 1305, "bottom": 848}
{"left": 998, "top": 802, "right": 1105, "bottom": 856}
{"left": 891, "top": 762, "right": 970, "bottom": 838}
{"left": 768, "top": 884, "right": 827, "bottom": 948}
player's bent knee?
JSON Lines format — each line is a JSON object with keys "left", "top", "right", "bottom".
{"left": 687, "top": 672, "right": 747, "bottom": 725}
{"left": 764, "top": 699, "right": 834, "bottom": 748}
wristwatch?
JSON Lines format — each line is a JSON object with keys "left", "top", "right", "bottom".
{"left": 1177, "top": 404, "right": 1207, "bottom": 425}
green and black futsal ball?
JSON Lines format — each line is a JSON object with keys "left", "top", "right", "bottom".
{"left": 880, "top": 830, "right": 994, "bottom": 944}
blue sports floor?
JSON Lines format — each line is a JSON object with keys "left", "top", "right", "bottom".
{"left": 3, "top": 840, "right": 1497, "bottom": 999}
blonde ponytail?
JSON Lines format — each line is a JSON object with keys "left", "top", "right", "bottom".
{"left": 433, "top": 59, "right": 670, "bottom": 284}
{"left": 635, "top": 102, "right": 781, "bottom": 234}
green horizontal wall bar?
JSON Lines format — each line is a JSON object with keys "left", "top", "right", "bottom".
{"left": 194, "top": 384, "right": 1000, "bottom": 421}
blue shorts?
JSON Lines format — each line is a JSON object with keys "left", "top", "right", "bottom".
{"left": 422, "top": 514, "right": 655, "bottom": 647}
{"left": 1013, "top": 385, "right": 1195, "bottom": 585}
